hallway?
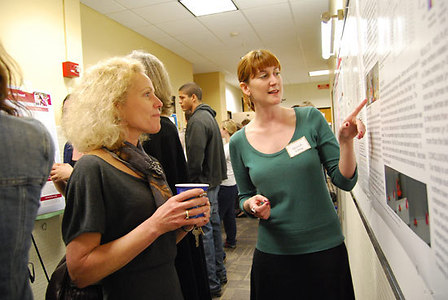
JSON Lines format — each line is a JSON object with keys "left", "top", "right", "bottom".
{"left": 217, "top": 216, "right": 258, "bottom": 300}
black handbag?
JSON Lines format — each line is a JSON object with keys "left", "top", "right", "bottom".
{"left": 45, "top": 255, "right": 102, "bottom": 300}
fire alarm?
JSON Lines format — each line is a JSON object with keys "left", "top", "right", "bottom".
{"left": 62, "top": 61, "right": 80, "bottom": 78}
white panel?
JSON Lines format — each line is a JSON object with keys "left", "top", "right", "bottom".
{"left": 157, "top": 18, "right": 209, "bottom": 37}
{"left": 134, "top": 2, "right": 193, "bottom": 24}
{"left": 80, "top": 0, "right": 126, "bottom": 14}
{"left": 107, "top": 10, "right": 150, "bottom": 28}
{"left": 115, "top": 0, "right": 174, "bottom": 9}
{"left": 233, "top": 0, "right": 288, "bottom": 10}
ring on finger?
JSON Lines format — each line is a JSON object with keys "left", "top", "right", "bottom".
{"left": 250, "top": 206, "right": 256, "bottom": 214}
{"left": 185, "top": 210, "right": 190, "bottom": 220}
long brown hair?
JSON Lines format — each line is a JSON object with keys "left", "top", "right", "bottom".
{"left": 0, "top": 43, "right": 22, "bottom": 116}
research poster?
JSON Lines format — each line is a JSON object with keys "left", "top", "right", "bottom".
{"left": 333, "top": 0, "right": 448, "bottom": 298}
{"left": 7, "top": 88, "right": 65, "bottom": 216}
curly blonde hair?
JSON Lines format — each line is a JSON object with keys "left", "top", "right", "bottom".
{"left": 62, "top": 56, "right": 145, "bottom": 152}
{"left": 128, "top": 50, "right": 173, "bottom": 116}
{"left": 237, "top": 49, "right": 281, "bottom": 112}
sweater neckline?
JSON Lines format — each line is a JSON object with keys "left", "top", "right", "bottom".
{"left": 241, "top": 108, "right": 300, "bottom": 157}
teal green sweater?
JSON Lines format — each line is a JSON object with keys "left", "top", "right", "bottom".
{"left": 229, "top": 107, "right": 357, "bottom": 255}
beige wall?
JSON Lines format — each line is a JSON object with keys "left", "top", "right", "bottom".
{"left": 193, "top": 72, "right": 227, "bottom": 124}
{"left": 283, "top": 81, "right": 331, "bottom": 108}
{"left": 0, "top": 0, "right": 83, "bottom": 125}
{"left": 225, "top": 81, "right": 332, "bottom": 116}
{"left": 225, "top": 83, "right": 243, "bottom": 113}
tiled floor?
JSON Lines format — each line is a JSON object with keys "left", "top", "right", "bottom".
{"left": 217, "top": 216, "right": 258, "bottom": 300}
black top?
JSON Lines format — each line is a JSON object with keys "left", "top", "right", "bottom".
{"left": 142, "top": 116, "right": 211, "bottom": 300}
{"left": 63, "top": 142, "right": 75, "bottom": 167}
{"left": 142, "top": 116, "right": 189, "bottom": 194}
{"left": 62, "top": 155, "right": 182, "bottom": 300}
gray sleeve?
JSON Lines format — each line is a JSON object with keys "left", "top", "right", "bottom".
{"left": 62, "top": 156, "right": 106, "bottom": 245}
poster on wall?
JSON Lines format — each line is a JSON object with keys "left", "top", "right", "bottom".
{"left": 333, "top": 0, "right": 448, "bottom": 298}
{"left": 7, "top": 88, "right": 65, "bottom": 216}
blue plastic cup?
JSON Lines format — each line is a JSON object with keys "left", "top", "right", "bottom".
{"left": 175, "top": 183, "right": 209, "bottom": 218}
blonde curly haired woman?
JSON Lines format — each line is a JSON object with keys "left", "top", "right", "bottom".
{"left": 62, "top": 56, "right": 210, "bottom": 299}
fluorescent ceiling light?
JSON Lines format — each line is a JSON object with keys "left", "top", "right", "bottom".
{"left": 321, "top": 20, "right": 332, "bottom": 59}
{"left": 309, "top": 70, "right": 330, "bottom": 77}
{"left": 179, "top": 0, "right": 238, "bottom": 17}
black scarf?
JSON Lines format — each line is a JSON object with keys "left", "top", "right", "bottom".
{"left": 104, "top": 141, "right": 172, "bottom": 208}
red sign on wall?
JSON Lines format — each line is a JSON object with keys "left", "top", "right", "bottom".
{"left": 62, "top": 61, "right": 80, "bottom": 78}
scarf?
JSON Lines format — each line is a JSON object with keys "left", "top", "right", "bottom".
{"left": 104, "top": 141, "right": 172, "bottom": 208}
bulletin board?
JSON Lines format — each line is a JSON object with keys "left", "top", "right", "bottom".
{"left": 7, "top": 88, "right": 65, "bottom": 216}
{"left": 332, "top": 0, "right": 448, "bottom": 299}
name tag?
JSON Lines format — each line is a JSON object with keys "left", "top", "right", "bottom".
{"left": 285, "top": 136, "right": 311, "bottom": 158}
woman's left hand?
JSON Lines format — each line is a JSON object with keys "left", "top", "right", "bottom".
{"left": 338, "top": 99, "right": 367, "bottom": 143}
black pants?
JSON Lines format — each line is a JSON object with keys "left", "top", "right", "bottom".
{"left": 218, "top": 185, "right": 238, "bottom": 245}
{"left": 251, "top": 243, "right": 355, "bottom": 300}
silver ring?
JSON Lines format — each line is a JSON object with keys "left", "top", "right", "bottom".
{"left": 250, "top": 206, "right": 256, "bottom": 214}
{"left": 185, "top": 210, "right": 190, "bottom": 220}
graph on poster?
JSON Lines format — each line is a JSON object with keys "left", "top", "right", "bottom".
{"left": 332, "top": 0, "right": 448, "bottom": 299}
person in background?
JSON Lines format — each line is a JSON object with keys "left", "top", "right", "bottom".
{"left": 230, "top": 49, "right": 367, "bottom": 300}
{"left": 0, "top": 42, "right": 54, "bottom": 299}
{"left": 178, "top": 82, "right": 227, "bottom": 298}
{"left": 240, "top": 118, "right": 251, "bottom": 127}
{"left": 218, "top": 119, "right": 239, "bottom": 249}
{"left": 129, "top": 50, "right": 211, "bottom": 300}
{"left": 50, "top": 95, "right": 83, "bottom": 196}
{"left": 61, "top": 56, "right": 210, "bottom": 299}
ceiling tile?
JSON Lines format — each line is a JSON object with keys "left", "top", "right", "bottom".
{"left": 107, "top": 10, "right": 150, "bottom": 28}
{"left": 115, "top": 0, "right": 174, "bottom": 9}
{"left": 157, "top": 18, "right": 209, "bottom": 37}
{"left": 234, "top": 0, "right": 288, "bottom": 10}
{"left": 241, "top": 2, "right": 292, "bottom": 24}
{"left": 134, "top": 2, "right": 193, "bottom": 24}
{"left": 81, "top": 0, "right": 126, "bottom": 14}
{"left": 133, "top": 24, "right": 169, "bottom": 41}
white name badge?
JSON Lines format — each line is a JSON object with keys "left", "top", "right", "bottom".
{"left": 285, "top": 136, "right": 311, "bottom": 158}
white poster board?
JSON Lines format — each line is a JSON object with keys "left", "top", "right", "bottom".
{"left": 8, "top": 88, "right": 65, "bottom": 216}
{"left": 333, "top": 0, "right": 448, "bottom": 299}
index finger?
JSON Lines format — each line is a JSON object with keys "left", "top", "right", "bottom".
{"left": 349, "top": 99, "right": 368, "bottom": 118}
{"left": 352, "top": 99, "right": 368, "bottom": 115}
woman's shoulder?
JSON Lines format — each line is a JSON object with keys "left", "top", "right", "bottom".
{"left": 230, "top": 127, "right": 245, "bottom": 143}
{"left": 73, "top": 154, "right": 106, "bottom": 171}
{"left": 293, "top": 106, "right": 319, "bottom": 117}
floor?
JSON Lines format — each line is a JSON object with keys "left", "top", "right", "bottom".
{"left": 216, "top": 216, "right": 258, "bottom": 300}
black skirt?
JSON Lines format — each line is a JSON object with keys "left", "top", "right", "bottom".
{"left": 250, "top": 243, "right": 355, "bottom": 300}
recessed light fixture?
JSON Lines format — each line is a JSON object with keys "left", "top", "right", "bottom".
{"left": 179, "top": 0, "right": 238, "bottom": 17}
{"left": 309, "top": 70, "right": 330, "bottom": 77}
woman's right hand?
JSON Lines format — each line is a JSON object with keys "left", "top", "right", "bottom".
{"left": 244, "top": 194, "right": 270, "bottom": 219}
{"left": 50, "top": 163, "right": 73, "bottom": 182}
{"left": 150, "top": 188, "right": 210, "bottom": 235}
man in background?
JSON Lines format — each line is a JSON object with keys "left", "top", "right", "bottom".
{"left": 178, "top": 82, "right": 227, "bottom": 298}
